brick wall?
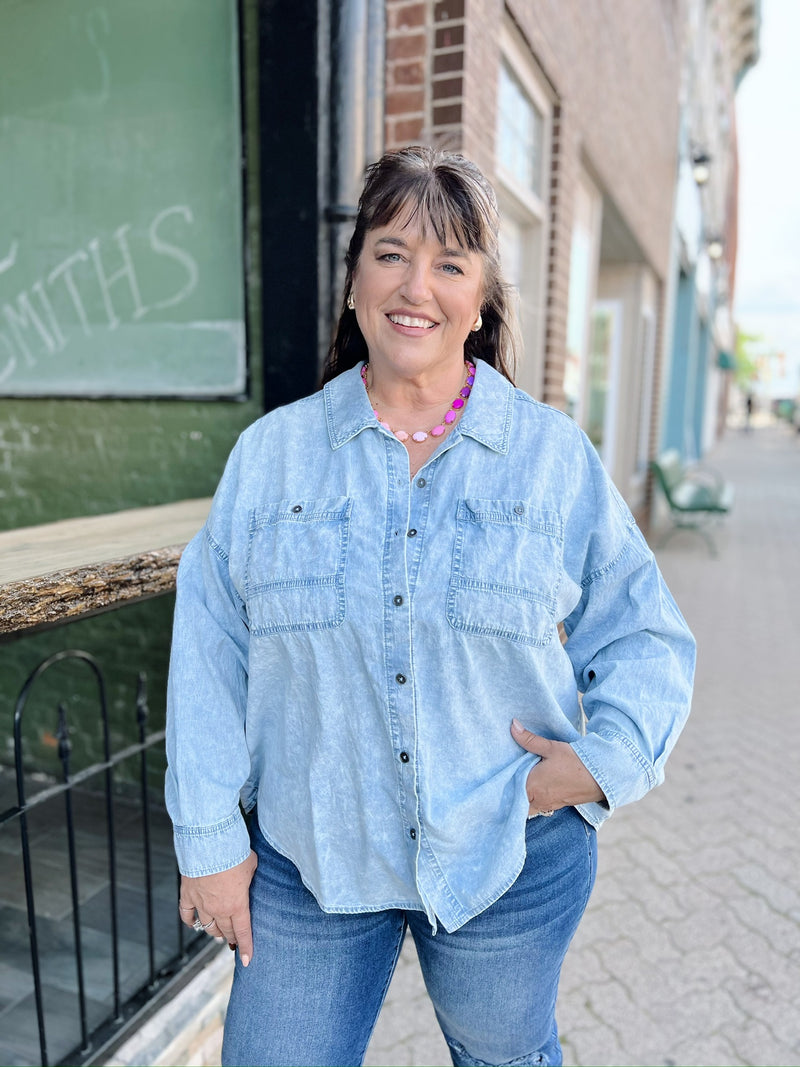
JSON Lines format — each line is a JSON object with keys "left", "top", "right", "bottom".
{"left": 431, "top": 0, "right": 466, "bottom": 149}
{"left": 382, "top": 0, "right": 682, "bottom": 422}
{"left": 385, "top": 0, "right": 429, "bottom": 148}
{"left": 458, "top": 0, "right": 498, "bottom": 174}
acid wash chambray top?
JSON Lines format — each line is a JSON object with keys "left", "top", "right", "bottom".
{"left": 165, "top": 359, "right": 695, "bottom": 933}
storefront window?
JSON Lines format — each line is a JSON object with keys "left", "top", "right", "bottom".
{"left": 497, "top": 62, "right": 544, "bottom": 197}
{"left": 495, "top": 27, "right": 552, "bottom": 398}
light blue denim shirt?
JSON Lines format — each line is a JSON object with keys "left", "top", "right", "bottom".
{"left": 166, "top": 359, "right": 695, "bottom": 932}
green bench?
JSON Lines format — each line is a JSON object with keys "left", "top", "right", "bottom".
{"left": 650, "top": 450, "right": 734, "bottom": 557}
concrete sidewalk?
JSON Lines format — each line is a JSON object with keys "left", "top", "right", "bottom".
{"left": 366, "top": 420, "right": 800, "bottom": 1067}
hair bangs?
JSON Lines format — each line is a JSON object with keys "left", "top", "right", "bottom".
{"left": 365, "top": 172, "right": 486, "bottom": 255}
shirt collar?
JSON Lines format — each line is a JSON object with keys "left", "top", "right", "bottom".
{"left": 324, "top": 358, "right": 514, "bottom": 454}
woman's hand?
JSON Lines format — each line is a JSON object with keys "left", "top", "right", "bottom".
{"left": 511, "top": 719, "right": 606, "bottom": 816}
{"left": 178, "top": 850, "right": 258, "bottom": 966}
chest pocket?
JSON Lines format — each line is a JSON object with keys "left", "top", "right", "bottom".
{"left": 447, "top": 499, "right": 563, "bottom": 646}
{"left": 245, "top": 497, "right": 351, "bottom": 635}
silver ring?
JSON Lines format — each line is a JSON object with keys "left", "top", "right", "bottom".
{"left": 192, "top": 918, "right": 204, "bottom": 932}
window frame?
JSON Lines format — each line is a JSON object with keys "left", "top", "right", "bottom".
{"left": 494, "top": 21, "right": 554, "bottom": 398}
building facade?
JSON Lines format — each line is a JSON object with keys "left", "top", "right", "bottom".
{"left": 384, "top": 0, "right": 685, "bottom": 515}
{"left": 663, "top": 0, "right": 759, "bottom": 459}
{"left": 383, "top": 0, "right": 757, "bottom": 511}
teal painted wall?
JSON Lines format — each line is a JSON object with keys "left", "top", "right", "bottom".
{"left": 0, "top": 396, "right": 260, "bottom": 530}
{"left": 1, "top": 0, "right": 264, "bottom": 779}
{"left": 663, "top": 269, "right": 696, "bottom": 457}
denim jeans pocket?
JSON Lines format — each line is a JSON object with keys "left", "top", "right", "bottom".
{"left": 447, "top": 499, "right": 563, "bottom": 646}
{"left": 245, "top": 496, "right": 352, "bottom": 635}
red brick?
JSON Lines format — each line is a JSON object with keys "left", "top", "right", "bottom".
{"left": 433, "top": 50, "right": 463, "bottom": 74}
{"left": 432, "top": 75, "right": 463, "bottom": 99}
{"left": 386, "top": 87, "right": 426, "bottom": 116}
{"left": 389, "top": 2, "right": 426, "bottom": 31}
{"left": 390, "top": 117, "right": 426, "bottom": 144}
{"left": 390, "top": 60, "right": 425, "bottom": 87}
{"left": 387, "top": 33, "right": 427, "bottom": 62}
{"left": 435, "top": 24, "right": 465, "bottom": 48}
{"left": 433, "top": 102, "right": 463, "bottom": 125}
{"left": 434, "top": 0, "right": 464, "bottom": 21}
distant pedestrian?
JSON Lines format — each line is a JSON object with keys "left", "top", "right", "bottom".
{"left": 166, "top": 146, "right": 696, "bottom": 1067}
{"left": 745, "top": 392, "right": 754, "bottom": 431}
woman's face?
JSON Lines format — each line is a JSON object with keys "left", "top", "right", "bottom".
{"left": 351, "top": 213, "right": 484, "bottom": 382}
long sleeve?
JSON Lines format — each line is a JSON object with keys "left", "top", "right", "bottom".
{"left": 561, "top": 438, "right": 696, "bottom": 823}
{"left": 165, "top": 444, "right": 253, "bottom": 877}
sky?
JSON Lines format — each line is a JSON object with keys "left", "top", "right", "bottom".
{"left": 734, "top": 0, "right": 800, "bottom": 394}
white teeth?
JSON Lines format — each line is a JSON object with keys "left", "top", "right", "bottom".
{"left": 389, "top": 314, "right": 435, "bottom": 328}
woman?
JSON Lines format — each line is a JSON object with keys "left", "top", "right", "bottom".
{"left": 166, "top": 146, "right": 695, "bottom": 1067}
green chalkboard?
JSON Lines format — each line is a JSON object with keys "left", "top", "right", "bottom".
{"left": 0, "top": 0, "right": 246, "bottom": 397}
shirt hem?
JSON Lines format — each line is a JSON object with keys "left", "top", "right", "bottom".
{"left": 260, "top": 825, "right": 428, "bottom": 917}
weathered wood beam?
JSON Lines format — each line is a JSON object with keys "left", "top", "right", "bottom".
{"left": 0, "top": 499, "right": 211, "bottom": 638}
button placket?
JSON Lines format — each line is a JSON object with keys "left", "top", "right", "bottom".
{"left": 382, "top": 453, "right": 420, "bottom": 860}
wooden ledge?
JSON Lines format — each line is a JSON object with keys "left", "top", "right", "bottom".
{"left": 0, "top": 499, "right": 211, "bottom": 637}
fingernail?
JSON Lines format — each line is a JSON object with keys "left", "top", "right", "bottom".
{"left": 511, "top": 718, "right": 524, "bottom": 731}
{"left": 241, "top": 954, "right": 250, "bottom": 967}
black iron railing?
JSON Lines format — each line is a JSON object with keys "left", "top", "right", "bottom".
{"left": 1, "top": 649, "right": 211, "bottom": 1067}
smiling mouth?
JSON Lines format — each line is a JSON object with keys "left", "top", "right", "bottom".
{"left": 387, "top": 313, "right": 437, "bottom": 329}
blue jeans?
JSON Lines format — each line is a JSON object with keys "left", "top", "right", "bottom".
{"left": 222, "top": 809, "right": 597, "bottom": 1067}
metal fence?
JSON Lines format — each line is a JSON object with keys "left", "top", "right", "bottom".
{"left": 1, "top": 649, "right": 211, "bottom": 1067}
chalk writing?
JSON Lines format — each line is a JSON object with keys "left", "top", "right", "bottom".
{"left": 85, "top": 7, "right": 111, "bottom": 105}
{"left": 148, "top": 207, "right": 199, "bottom": 312}
{"left": 0, "top": 242, "right": 18, "bottom": 275}
{"left": 88, "top": 225, "right": 148, "bottom": 329}
{"left": 0, "top": 204, "right": 199, "bottom": 385}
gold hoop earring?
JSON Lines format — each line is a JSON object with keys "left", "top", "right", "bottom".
{"left": 471, "top": 312, "right": 483, "bottom": 332}
{"left": 347, "top": 292, "right": 355, "bottom": 311}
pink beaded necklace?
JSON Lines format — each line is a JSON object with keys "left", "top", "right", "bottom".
{"left": 361, "top": 361, "right": 476, "bottom": 443}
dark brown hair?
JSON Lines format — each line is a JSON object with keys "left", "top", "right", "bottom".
{"left": 321, "top": 146, "right": 518, "bottom": 385}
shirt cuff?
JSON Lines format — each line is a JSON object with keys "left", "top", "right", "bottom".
{"left": 172, "top": 808, "right": 252, "bottom": 877}
{"left": 571, "top": 728, "right": 658, "bottom": 816}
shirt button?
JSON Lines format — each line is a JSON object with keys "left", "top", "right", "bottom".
{"left": 409, "top": 828, "right": 417, "bottom": 840}
{"left": 407, "top": 528, "right": 417, "bottom": 537}
{"left": 514, "top": 504, "right": 524, "bottom": 515}
{"left": 395, "top": 673, "right": 406, "bottom": 685}
{"left": 416, "top": 477, "right": 427, "bottom": 488}
{"left": 292, "top": 505, "right": 303, "bottom": 513}
{"left": 393, "top": 595, "right": 404, "bottom": 606}
{"left": 400, "top": 751, "right": 410, "bottom": 763}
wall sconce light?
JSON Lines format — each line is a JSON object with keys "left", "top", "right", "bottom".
{"left": 692, "top": 151, "right": 711, "bottom": 186}
{"left": 706, "top": 236, "right": 724, "bottom": 260}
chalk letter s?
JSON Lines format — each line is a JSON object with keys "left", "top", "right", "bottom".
{"left": 148, "top": 206, "right": 199, "bottom": 312}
